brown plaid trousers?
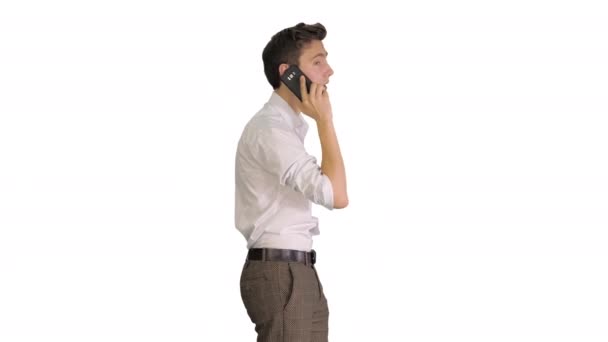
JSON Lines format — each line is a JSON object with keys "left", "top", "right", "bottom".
{"left": 240, "top": 258, "right": 329, "bottom": 342}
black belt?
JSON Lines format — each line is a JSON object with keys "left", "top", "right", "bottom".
{"left": 247, "top": 248, "right": 316, "bottom": 265}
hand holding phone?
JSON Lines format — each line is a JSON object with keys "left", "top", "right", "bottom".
{"left": 297, "top": 70, "right": 333, "bottom": 123}
{"left": 280, "top": 64, "right": 332, "bottom": 122}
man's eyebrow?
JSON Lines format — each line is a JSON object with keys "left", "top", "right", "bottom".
{"left": 311, "top": 52, "right": 328, "bottom": 59}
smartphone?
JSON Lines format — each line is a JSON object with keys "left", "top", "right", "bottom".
{"left": 280, "top": 65, "right": 312, "bottom": 101}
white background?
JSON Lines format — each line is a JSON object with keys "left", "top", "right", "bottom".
{"left": 1, "top": 0, "right": 607, "bottom": 341}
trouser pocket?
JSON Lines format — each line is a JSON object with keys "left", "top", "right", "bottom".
{"left": 240, "top": 262, "right": 281, "bottom": 323}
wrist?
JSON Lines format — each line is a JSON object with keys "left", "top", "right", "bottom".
{"left": 316, "top": 114, "right": 333, "bottom": 126}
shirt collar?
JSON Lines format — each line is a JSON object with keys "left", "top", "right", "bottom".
{"left": 268, "top": 91, "right": 309, "bottom": 138}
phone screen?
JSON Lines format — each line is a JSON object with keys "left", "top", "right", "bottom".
{"left": 280, "top": 65, "right": 312, "bottom": 101}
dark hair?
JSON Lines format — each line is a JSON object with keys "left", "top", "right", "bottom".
{"left": 262, "top": 22, "right": 327, "bottom": 89}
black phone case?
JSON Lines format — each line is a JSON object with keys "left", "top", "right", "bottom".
{"left": 280, "top": 65, "right": 312, "bottom": 101}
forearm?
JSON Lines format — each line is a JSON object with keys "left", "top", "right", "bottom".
{"left": 316, "top": 119, "right": 348, "bottom": 208}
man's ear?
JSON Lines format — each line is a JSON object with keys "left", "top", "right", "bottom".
{"left": 278, "top": 63, "right": 290, "bottom": 76}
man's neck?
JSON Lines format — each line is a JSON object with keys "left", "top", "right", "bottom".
{"left": 276, "top": 87, "right": 301, "bottom": 114}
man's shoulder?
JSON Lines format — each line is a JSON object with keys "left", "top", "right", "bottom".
{"left": 241, "top": 106, "right": 292, "bottom": 142}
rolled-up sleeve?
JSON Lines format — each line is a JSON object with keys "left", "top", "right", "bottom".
{"left": 254, "top": 127, "right": 334, "bottom": 210}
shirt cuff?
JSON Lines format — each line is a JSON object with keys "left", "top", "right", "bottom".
{"left": 320, "top": 174, "right": 334, "bottom": 210}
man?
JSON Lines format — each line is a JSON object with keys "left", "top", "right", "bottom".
{"left": 234, "top": 22, "right": 348, "bottom": 341}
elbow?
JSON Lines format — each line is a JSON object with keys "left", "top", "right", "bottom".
{"left": 333, "top": 195, "right": 349, "bottom": 209}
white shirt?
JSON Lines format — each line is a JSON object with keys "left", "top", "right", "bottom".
{"left": 234, "top": 91, "right": 334, "bottom": 252}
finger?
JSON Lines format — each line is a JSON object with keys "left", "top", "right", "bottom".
{"left": 314, "top": 82, "right": 324, "bottom": 98}
{"left": 309, "top": 82, "right": 318, "bottom": 101}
